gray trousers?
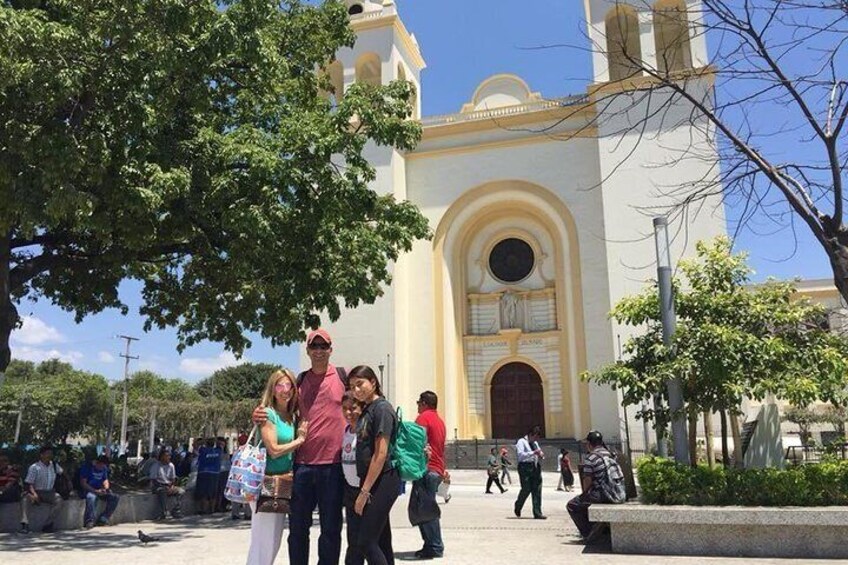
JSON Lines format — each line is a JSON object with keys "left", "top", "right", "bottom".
{"left": 21, "top": 490, "right": 61, "bottom": 524}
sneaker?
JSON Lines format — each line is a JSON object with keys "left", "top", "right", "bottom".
{"left": 533, "top": 515, "right": 548, "bottom": 520}
{"left": 414, "top": 548, "right": 443, "bottom": 559}
{"left": 485, "top": 491, "right": 493, "bottom": 494}
{"left": 19, "top": 523, "right": 30, "bottom": 535}
{"left": 513, "top": 507, "right": 521, "bottom": 518}
{"left": 84, "top": 521, "right": 95, "bottom": 529}
{"left": 231, "top": 514, "right": 241, "bottom": 520}
{"left": 96, "top": 518, "right": 110, "bottom": 527}
{"left": 444, "top": 494, "right": 451, "bottom": 503}
{"left": 557, "top": 487, "right": 565, "bottom": 491}
{"left": 41, "top": 522, "right": 54, "bottom": 533}
{"left": 501, "top": 488, "right": 509, "bottom": 493}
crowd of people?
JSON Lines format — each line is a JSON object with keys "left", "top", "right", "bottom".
{"left": 0, "top": 327, "right": 627, "bottom": 556}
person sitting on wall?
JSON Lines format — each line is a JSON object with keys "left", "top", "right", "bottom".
{"left": 80, "top": 455, "right": 121, "bottom": 528}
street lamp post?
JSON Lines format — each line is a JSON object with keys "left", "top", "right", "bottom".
{"left": 653, "top": 217, "right": 689, "bottom": 464}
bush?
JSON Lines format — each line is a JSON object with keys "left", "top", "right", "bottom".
{"left": 637, "top": 457, "right": 848, "bottom": 506}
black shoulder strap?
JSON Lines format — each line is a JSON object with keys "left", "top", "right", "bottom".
{"left": 337, "top": 366, "right": 347, "bottom": 386}
{"left": 296, "top": 370, "right": 309, "bottom": 387}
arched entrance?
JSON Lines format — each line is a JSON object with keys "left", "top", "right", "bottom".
{"left": 490, "top": 362, "right": 545, "bottom": 440}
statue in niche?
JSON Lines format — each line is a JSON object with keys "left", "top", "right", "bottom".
{"left": 501, "top": 290, "right": 521, "bottom": 330}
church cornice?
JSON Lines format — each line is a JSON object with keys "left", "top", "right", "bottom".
{"left": 350, "top": 11, "right": 426, "bottom": 70}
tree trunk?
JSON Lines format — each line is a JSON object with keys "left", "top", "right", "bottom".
{"left": 688, "top": 408, "right": 698, "bottom": 466}
{"left": 704, "top": 411, "right": 715, "bottom": 468}
{"left": 730, "top": 411, "right": 744, "bottom": 468}
{"left": 720, "top": 409, "right": 730, "bottom": 468}
{"left": 0, "top": 231, "right": 15, "bottom": 374}
{"left": 823, "top": 227, "right": 848, "bottom": 306}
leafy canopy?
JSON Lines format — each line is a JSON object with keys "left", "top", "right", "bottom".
{"left": 584, "top": 237, "right": 848, "bottom": 428}
{"left": 0, "top": 0, "right": 429, "bottom": 371}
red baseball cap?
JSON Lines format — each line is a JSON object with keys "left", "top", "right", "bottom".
{"left": 306, "top": 328, "right": 332, "bottom": 346}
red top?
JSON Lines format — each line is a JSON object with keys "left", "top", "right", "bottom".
{"left": 296, "top": 364, "right": 346, "bottom": 465}
{"left": 415, "top": 408, "right": 446, "bottom": 475}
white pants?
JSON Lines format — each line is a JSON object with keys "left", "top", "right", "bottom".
{"left": 246, "top": 502, "right": 286, "bottom": 565}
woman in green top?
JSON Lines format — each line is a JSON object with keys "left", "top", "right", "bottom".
{"left": 246, "top": 369, "right": 308, "bottom": 565}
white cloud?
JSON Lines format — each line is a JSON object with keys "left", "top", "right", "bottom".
{"left": 98, "top": 351, "right": 116, "bottom": 363}
{"left": 13, "top": 345, "right": 83, "bottom": 364}
{"left": 179, "top": 351, "right": 246, "bottom": 377}
{"left": 11, "top": 316, "right": 65, "bottom": 346}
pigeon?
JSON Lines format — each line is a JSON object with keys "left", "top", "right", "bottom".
{"left": 138, "top": 530, "right": 160, "bottom": 545}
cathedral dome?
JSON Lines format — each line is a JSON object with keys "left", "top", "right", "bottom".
{"left": 462, "top": 74, "right": 542, "bottom": 113}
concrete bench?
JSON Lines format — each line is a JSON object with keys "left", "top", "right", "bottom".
{"left": 589, "top": 504, "right": 848, "bottom": 559}
{"left": 0, "top": 492, "right": 197, "bottom": 533}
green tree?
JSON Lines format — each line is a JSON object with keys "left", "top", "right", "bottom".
{"left": 196, "top": 362, "right": 280, "bottom": 401}
{"left": 584, "top": 237, "right": 848, "bottom": 465}
{"left": 0, "top": 0, "right": 429, "bottom": 373}
{"left": 0, "top": 360, "right": 110, "bottom": 444}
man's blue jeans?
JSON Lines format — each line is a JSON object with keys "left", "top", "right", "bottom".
{"left": 84, "top": 491, "right": 119, "bottom": 524}
{"left": 288, "top": 463, "right": 344, "bottom": 565}
{"left": 416, "top": 471, "right": 444, "bottom": 555}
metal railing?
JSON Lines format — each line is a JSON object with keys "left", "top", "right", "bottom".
{"left": 785, "top": 443, "right": 848, "bottom": 465}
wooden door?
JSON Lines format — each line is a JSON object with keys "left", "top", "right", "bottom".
{"left": 490, "top": 362, "right": 545, "bottom": 440}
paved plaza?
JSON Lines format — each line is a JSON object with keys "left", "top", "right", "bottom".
{"left": 1, "top": 471, "right": 844, "bottom": 565}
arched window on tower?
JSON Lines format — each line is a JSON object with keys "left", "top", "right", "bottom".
{"left": 348, "top": 3, "right": 364, "bottom": 15}
{"left": 397, "top": 63, "right": 417, "bottom": 119}
{"left": 605, "top": 5, "right": 642, "bottom": 82}
{"left": 356, "top": 53, "right": 382, "bottom": 87}
{"left": 653, "top": 0, "right": 692, "bottom": 74}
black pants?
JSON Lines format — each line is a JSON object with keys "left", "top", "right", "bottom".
{"left": 567, "top": 493, "right": 598, "bottom": 537}
{"left": 514, "top": 462, "right": 542, "bottom": 517}
{"left": 345, "top": 469, "right": 399, "bottom": 565}
{"left": 485, "top": 473, "right": 505, "bottom": 493}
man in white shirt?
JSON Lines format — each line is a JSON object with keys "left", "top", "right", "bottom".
{"left": 513, "top": 426, "right": 546, "bottom": 520}
{"left": 149, "top": 450, "right": 184, "bottom": 520}
{"left": 20, "top": 445, "right": 63, "bottom": 534}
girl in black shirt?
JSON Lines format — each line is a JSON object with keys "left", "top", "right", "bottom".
{"left": 347, "top": 365, "right": 399, "bottom": 565}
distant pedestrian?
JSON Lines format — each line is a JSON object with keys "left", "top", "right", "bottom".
{"left": 195, "top": 438, "right": 221, "bottom": 514}
{"left": 413, "top": 391, "right": 446, "bottom": 559}
{"left": 485, "top": 448, "right": 507, "bottom": 494}
{"left": 557, "top": 449, "right": 575, "bottom": 492}
{"left": 567, "top": 430, "right": 626, "bottom": 542}
{"left": 20, "top": 446, "right": 63, "bottom": 534}
{"left": 499, "top": 447, "right": 512, "bottom": 485}
{"left": 513, "top": 426, "right": 545, "bottom": 520}
{"left": 216, "top": 437, "right": 231, "bottom": 513}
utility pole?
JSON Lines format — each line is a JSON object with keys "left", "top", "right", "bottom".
{"left": 653, "top": 217, "right": 689, "bottom": 464}
{"left": 118, "top": 335, "right": 139, "bottom": 457}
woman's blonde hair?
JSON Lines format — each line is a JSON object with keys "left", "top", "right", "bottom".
{"left": 260, "top": 369, "right": 299, "bottom": 422}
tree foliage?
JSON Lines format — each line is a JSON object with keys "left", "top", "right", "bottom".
{"left": 0, "top": 359, "right": 110, "bottom": 444}
{"left": 0, "top": 0, "right": 430, "bottom": 372}
{"left": 584, "top": 237, "right": 848, "bottom": 430}
{"left": 195, "top": 362, "right": 279, "bottom": 401}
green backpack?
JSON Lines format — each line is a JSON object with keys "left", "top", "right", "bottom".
{"left": 391, "top": 407, "right": 428, "bottom": 482}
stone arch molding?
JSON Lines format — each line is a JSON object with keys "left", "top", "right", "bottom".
{"left": 432, "top": 180, "right": 590, "bottom": 439}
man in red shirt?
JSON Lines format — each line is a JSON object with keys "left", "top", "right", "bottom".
{"left": 413, "top": 390, "right": 446, "bottom": 559}
{"left": 253, "top": 328, "right": 346, "bottom": 565}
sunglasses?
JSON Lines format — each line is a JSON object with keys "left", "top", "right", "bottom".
{"left": 275, "top": 383, "right": 294, "bottom": 392}
{"left": 308, "top": 342, "right": 331, "bottom": 350}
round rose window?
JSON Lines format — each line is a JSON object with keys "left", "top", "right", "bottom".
{"left": 489, "top": 238, "right": 534, "bottom": 283}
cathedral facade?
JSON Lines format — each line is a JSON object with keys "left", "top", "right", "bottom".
{"left": 306, "top": 0, "right": 726, "bottom": 443}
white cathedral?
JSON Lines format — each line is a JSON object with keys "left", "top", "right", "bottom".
{"left": 306, "top": 0, "right": 726, "bottom": 443}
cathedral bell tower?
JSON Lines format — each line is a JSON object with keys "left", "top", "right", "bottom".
{"left": 307, "top": 1, "right": 426, "bottom": 408}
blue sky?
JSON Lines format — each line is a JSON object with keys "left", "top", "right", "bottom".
{"left": 11, "top": 0, "right": 834, "bottom": 383}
